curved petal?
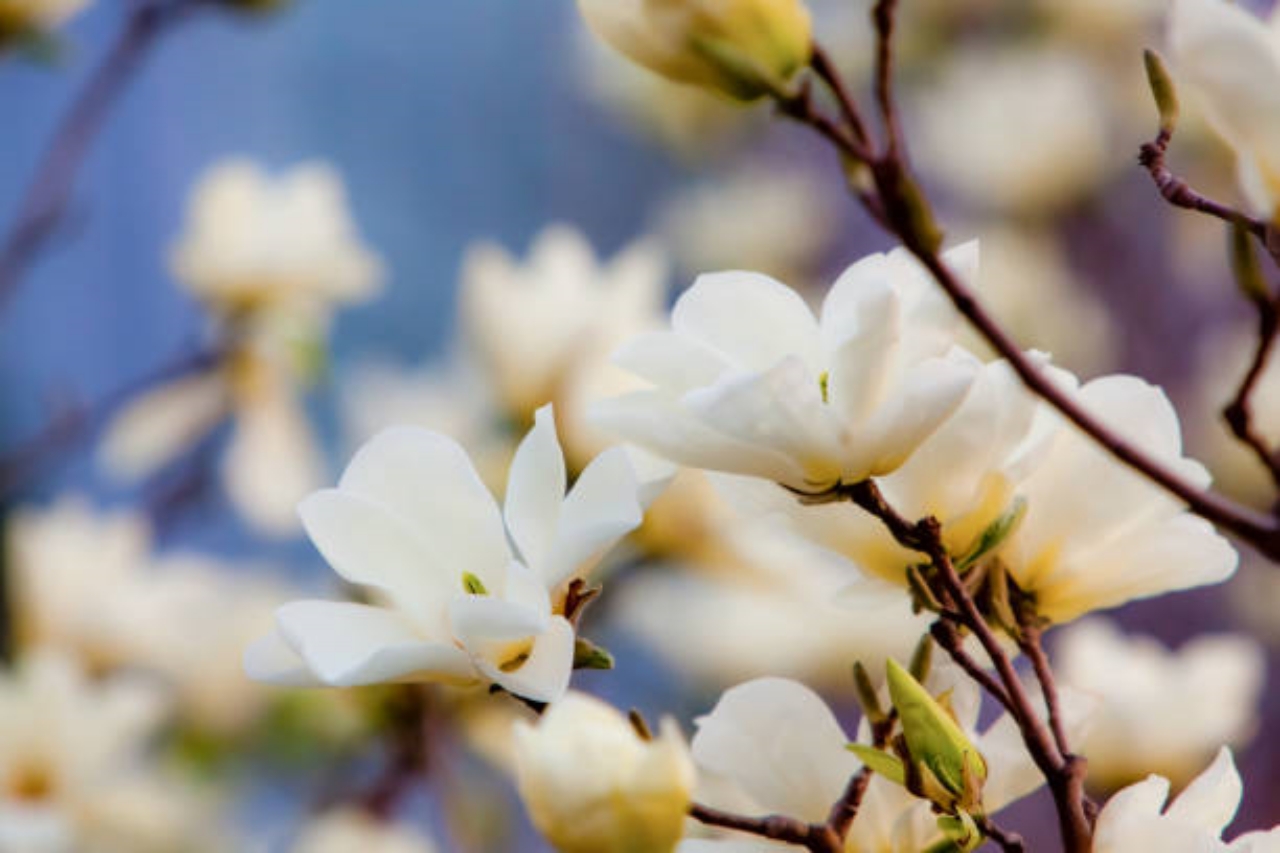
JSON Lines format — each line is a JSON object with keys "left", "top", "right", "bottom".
{"left": 336, "top": 425, "right": 510, "bottom": 577}
{"left": 274, "top": 600, "right": 476, "bottom": 687}
{"left": 504, "top": 406, "right": 566, "bottom": 572}
{"left": 543, "top": 446, "right": 644, "bottom": 588}
{"left": 1165, "top": 748, "right": 1242, "bottom": 834}
{"left": 673, "top": 271, "right": 821, "bottom": 373}
{"left": 298, "top": 489, "right": 453, "bottom": 628}
{"left": 591, "top": 391, "right": 805, "bottom": 484}
{"left": 242, "top": 627, "right": 323, "bottom": 687}
{"left": 613, "top": 330, "right": 731, "bottom": 393}
{"left": 692, "top": 677, "right": 858, "bottom": 822}
{"left": 485, "top": 616, "right": 575, "bottom": 703}
{"left": 450, "top": 593, "right": 549, "bottom": 643}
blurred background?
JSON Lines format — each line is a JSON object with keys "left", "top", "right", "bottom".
{"left": 0, "top": 0, "right": 1277, "bottom": 850}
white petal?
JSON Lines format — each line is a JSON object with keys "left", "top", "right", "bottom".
{"left": 592, "top": 391, "right": 805, "bottom": 484}
{"left": 299, "top": 489, "right": 454, "bottom": 628}
{"left": 98, "top": 372, "right": 228, "bottom": 479}
{"left": 223, "top": 391, "right": 326, "bottom": 537}
{"left": 1165, "top": 748, "right": 1242, "bottom": 834}
{"left": 819, "top": 252, "right": 898, "bottom": 354}
{"left": 337, "top": 425, "right": 510, "bottom": 575}
{"left": 673, "top": 271, "right": 821, "bottom": 373}
{"left": 613, "top": 330, "right": 731, "bottom": 393}
{"left": 692, "top": 677, "right": 859, "bottom": 822}
{"left": 542, "top": 446, "right": 644, "bottom": 588}
{"left": 449, "top": 593, "right": 549, "bottom": 643}
{"left": 242, "top": 627, "right": 323, "bottom": 687}
{"left": 274, "top": 600, "right": 476, "bottom": 687}
{"left": 823, "top": 277, "right": 901, "bottom": 426}
{"left": 685, "top": 356, "right": 842, "bottom": 489}
{"left": 504, "top": 406, "right": 566, "bottom": 573}
{"left": 485, "top": 616, "right": 575, "bottom": 703}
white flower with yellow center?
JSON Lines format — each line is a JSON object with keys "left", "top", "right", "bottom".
{"left": 594, "top": 244, "right": 979, "bottom": 492}
{"left": 246, "top": 405, "right": 645, "bottom": 703}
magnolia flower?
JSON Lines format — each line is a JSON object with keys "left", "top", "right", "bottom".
{"left": 459, "top": 225, "right": 667, "bottom": 464}
{"left": 683, "top": 667, "right": 1084, "bottom": 852}
{"left": 1094, "top": 748, "right": 1280, "bottom": 852}
{"left": 514, "top": 692, "right": 695, "bottom": 853}
{"left": 1170, "top": 0, "right": 1280, "bottom": 221}
{"left": 0, "top": 652, "right": 213, "bottom": 853}
{"left": 246, "top": 405, "right": 645, "bottom": 703}
{"left": 577, "top": 0, "right": 813, "bottom": 100}
{"left": 1055, "top": 619, "right": 1264, "bottom": 790}
{"left": 911, "top": 48, "right": 1112, "bottom": 213}
{"left": 594, "top": 244, "right": 979, "bottom": 492}
{"left": 0, "top": 0, "right": 88, "bottom": 49}
{"left": 291, "top": 810, "right": 438, "bottom": 853}
{"left": 100, "top": 159, "right": 382, "bottom": 536}
{"left": 655, "top": 169, "right": 839, "bottom": 284}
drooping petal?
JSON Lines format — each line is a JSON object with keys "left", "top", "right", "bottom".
{"left": 672, "top": 271, "right": 821, "bottom": 373}
{"left": 542, "top": 446, "right": 644, "bottom": 589}
{"left": 273, "top": 601, "right": 477, "bottom": 687}
{"left": 692, "top": 677, "right": 859, "bottom": 822}
{"left": 336, "top": 425, "right": 510, "bottom": 579}
{"left": 504, "top": 406, "right": 566, "bottom": 573}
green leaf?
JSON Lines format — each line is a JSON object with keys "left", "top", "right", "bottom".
{"left": 956, "top": 498, "right": 1026, "bottom": 572}
{"left": 847, "top": 744, "right": 906, "bottom": 785}
{"left": 852, "top": 661, "right": 889, "bottom": 726}
{"left": 572, "top": 637, "right": 615, "bottom": 671}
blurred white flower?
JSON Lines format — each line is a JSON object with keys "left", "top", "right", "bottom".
{"left": 100, "top": 159, "right": 382, "bottom": 537}
{"left": 459, "top": 225, "right": 668, "bottom": 464}
{"left": 1170, "top": 0, "right": 1280, "bottom": 221}
{"left": 0, "top": 652, "right": 214, "bottom": 853}
{"left": 957, "top": 226, "right": 1117, "bottom": 375}
{"left": 684, "top": 666, "right": 1084, "bottom": 851}
{"left": 655, "top": 169, "right": 839, "bottom": 284}
{"left": 1000, "top": 374, "right": 1238, "bottom": 623}
{"left": 912, "top": 47, "right": 1112, "bottom": 214}
{"left": 1055, "top": 618, "right": 1264, "bottom": 791}
{"left": 1036, "top": 0, "right": 1162, "bottom": 42}
{"left": 514, "top": 691, "right": 695, "bottom": 853}
{"left": 246, "top": 405, "right": 645, "bottom": 703}
{"left": 1094, "top": 748, "right": 1280, "bottom": 852}
{"left": 0, "top": 0, "right": 89, "bottom": 46}
{"left": 577, "top": 0, "right": 813, "bottom": 101}
{"left": 594, "top": 244, "right": 979, "bottom": 491}
{"left": 290, "top": 810, "right": 437, "bottom": 853}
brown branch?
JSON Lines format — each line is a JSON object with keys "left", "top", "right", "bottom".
{"left": 976, "top": 815, "right": 1026, "bottom": 853}
{"left": 809, "top": 44, "right": 872, "bottom": 151}
{"left": 1223, "top": 296, "right": 1280, "bottom": 491}
{"left": 827, "top": 714, "right": 893, "bottom": 839}
{"left": 1017, "top": 621, "right": 1072, "bottom": 761}
{"left": 871, "top": 0, "right": 904, "bottom": 163}
{"left": 0, "top": 0, "right": 215, "bottom": 315}
{"left": 689, "top": 804, "right": 840, "bottom": 853}
{"left": 929, "top": 619, "right": 1012, "bottom": 711}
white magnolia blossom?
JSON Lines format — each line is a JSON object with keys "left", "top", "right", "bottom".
{"left": 911, "top": 48, "right": 1112, "bottom": 213}
{"left": 1056, "top": 618, "right": 1265, "bottom": 790}
{"left": 1094, "top": 748, "right": 1280, "bottom": 852}
{"left": 459, "top": 226, "right": 668, "bottom": 463}
{"left": 655, "top": 169, "right": 839, "bottom": 284}
{"left": 246, "top": 405, "right": 645, "bottom": 702}
{"left": 290, "top": 810, "right": 437, "bottom": 853}
{"left": 101, "top": 159, "right": 381, "bottom": 536}
{"left": 1170, "top": 0, "right": 1280, "bottom": 221}
{"left": 6, "top": 496, "right": 321, "bottom": 736}
{"left": 0, "top": 0, "right": 89, "bottom": 44}
{"left": 683, "top": 667, "right": 1087, "bottom": 852}
{"left": 514, "top": 691, "right": 695, "bottom": 853}
{"left": 594, "top": 244, "right": 979, "bottom": 492}
{"left": 0, "top": 652, "right": 214, "bottom": 853}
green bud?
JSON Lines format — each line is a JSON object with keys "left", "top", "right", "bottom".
{"left": 886, "top": 659, "right": 987, "bottom": 810}
{"left": 909, "top": 635, "right": 934, "bottom": 683}
{"left": 1229, "top": 222, "right": 1271, "bottom": 305}
{"left": 906, "top": 564, "right": 944, "bottom": 613}
{"left": 956, "top": 498, "right": 1026, "bottom": 572}
{"left": 572, "top": 637, "right": 615, "bottom": 671}
{"left": 462, "top": 572, "right": 488, "bottom": 596}
{"left": 1143, "top": 49, "right": 1180, "bottom": 135}
{"left": 937, "top": 811, "right": 983, "bottom": 853}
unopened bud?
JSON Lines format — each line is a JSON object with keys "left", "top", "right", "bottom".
{"left": 1143, "top": 49, "right": 1180, "bottom": 135}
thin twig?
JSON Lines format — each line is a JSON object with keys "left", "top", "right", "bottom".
{"left": 929, "top": 619, "right": 1012, "bottom": 711}
{"left": 0, "top": 0, "right": 214, "bottom": 315}
{"left": 809, "top": 44, "right": 873, "bottom": 150}
{"left": 1223, "top": 296, "right": 1280, "bottom": 491}
{"left": 1017, "top": 621, "right": 1072, "bottom": 761}
{"left": 689, "top": 804, "right": 840, "bottom": 853}
{"left": 871, "top": 0, "right": 905, "bottom": 163}
{"left": 977, "top": 815, "right": 1027, "bottom": 853}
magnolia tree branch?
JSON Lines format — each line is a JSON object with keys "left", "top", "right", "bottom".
{"left": 770, "top": 11, "right": 1280, "bottom": 561}
{"left": 0, "top": 0, "right": 215, "bottom": 315}
{"left": 1224, "top": 297, "right": 1280, "bottom": 491}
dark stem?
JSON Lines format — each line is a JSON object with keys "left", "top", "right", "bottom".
{"left": 827, "top": 715, "right": 893, "bottom": 839}
{"left": 0, "top": 0, "right": 212, "bottom": 315}
{"left": 1223, "top": 295, "right": 1280, "bottom": 491}
{"left": 871, "top": 0, "right": 905, "bottom": 162}
{"left": 809, "top": 43, "right": 872, "bottom": 150}
{"left": 976, "top": 815, "right": 1027, "bottom": 853}
{"left": 689, "top": 804, "right": 840, "bottom": 853}
{"left": 1017, "top": 621, "right": 1072, "bottom": 761}
{"left": 929, "top": 619, "right": 1012, "bottom": 711}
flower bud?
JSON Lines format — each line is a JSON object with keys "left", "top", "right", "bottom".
{"left": 514, "top": 692, "right": 695, "bottom": 853}
{"left": 577, "top": 0, "right": 813, "bottom": 101}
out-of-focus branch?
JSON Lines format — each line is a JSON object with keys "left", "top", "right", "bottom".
{"left": 0, "top": 0, "right": 214, "bottom": 315}
{"left": 689, "top": 804, "right": 841, "bottom": 853}
{"left": 1223, "top": 296, "right": 1280, "bottom": 491}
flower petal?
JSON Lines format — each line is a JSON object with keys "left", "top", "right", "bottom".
{"left": 485, "top": 616, "right": 575, "bottom": 703}
{"left": 542, "top": 446, "right": 644, "bottom": 589}
{"left": 242, "top": 627, "right": 323, "bottom": 687}
{"left": 673, "top": 271, "right": 821, "bottom": 373}
{"left": 98, "top": 372, "right": 229, "bottom": 480}
{"left": 504, "top": 406, "right": 566, "bottom": 573}
{"left": 1164, "top": 748, "right": 1242, "bottom": 834}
